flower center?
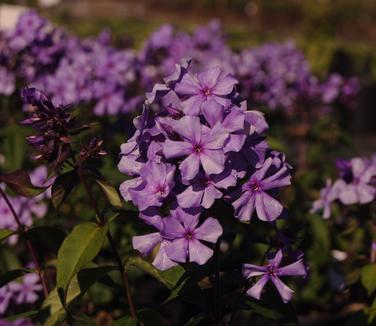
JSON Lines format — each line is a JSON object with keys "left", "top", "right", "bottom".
{"left": 201, "top": 86, "right": 212, "bottom": 97}
{"left": 194, "top": 144, "right": 203, "bottom": 154}
{"left": 185, "top": 231, "right": 194, "bottom": 240}
{"left": 155, "top": 184, "right": 166, "bottom": 196}
{"left": 267, "top": 265, "right": 277, "bottom": 277}
{"left": 249, "top": 180, "right": 261, "bottom": 192}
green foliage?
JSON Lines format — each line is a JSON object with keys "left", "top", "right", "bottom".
{"left": 0, "top": 229, "right": 15, "bottom": 242}
{"left": 51, "top": 170, "right": 79, "bottom": 208}
{"left": 56, "top": 222, "right": 108, "bottom": 300}
{"left": 0, "top": 170, "right": 46, "bottom": 197}
{"left": 40, "top": 266, "right": 115, "bottom": 326}
{"left": 361, "top": 264, "right": 376, "bottom": 296}
{"left": 96, "top": 177, "right": 122, "bottom": 208}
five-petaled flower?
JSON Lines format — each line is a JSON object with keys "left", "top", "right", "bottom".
{"left": 243, "top": 250, "right": 307, "bottom": 303}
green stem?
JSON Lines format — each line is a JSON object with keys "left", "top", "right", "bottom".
{"left": 77, "top": 168, "right": 136, "bottom": 318}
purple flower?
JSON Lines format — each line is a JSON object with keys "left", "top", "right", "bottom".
{"left": 243, "top": 250, "right": 306, "bottom": 303}
{"left": 163, "top": 208, "right": 223, "bottom": 265}
{"left": 175, "top": 67, "right": 237, "bottom": 115}
{"left": 132, "top": 214, "right": 178, "bottom": 271}
{"left": 0, "top": 286, "right": 12, "bottom": 315}
{"left": 336, "top": 157, "right": 376, "bottom": 205}
{"left": 231, "top": 157, "right": 291, "bottom": 222}
{"left": 177, "top": 169, "right": 236, "bottom": 209}
{"left": 120, "top": 161, "right": 175, "bottom": 211}
{"left": 8, "top": 273, "right": 42, "bottom": 304}
{"left": 163, "top": 116, "right": 229, "bottom": 180}
{"left": 310, "top": 179, "right": 340, "bottom": 219}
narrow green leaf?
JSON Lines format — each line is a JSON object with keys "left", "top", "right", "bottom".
{"left": 184, "top": 315, "right": 206, "bottom": 326}
{"left": 96, "top": 178, "right": 122, "bottom": 207}
{"left": 361, "top": 264, "right": 376, "bottom": 296}
{"left": 0, "top": 269, "right": 32, "bottom": 288}
{"left": 0, "top": 229, "right": 15, "bottom": 242}
{"left": 367, "top": 297, "right": 376, "bottom": 323}
{"left": 72, "top": 313, "right": 97, "bottom": 326}
{"left": 56, "top": 222, "right": 108, "bottom": 298}
{"left": 0, "top": 170, "right": 46, "bottom": 197}
{"left": 51, "top": 170, "right": 79, "bottom": 208}
{"left": 7, "top": 310, "right": 39, "bottom": 321}
{"left": 40, "top": 266, "right": 115, "bottom": 326}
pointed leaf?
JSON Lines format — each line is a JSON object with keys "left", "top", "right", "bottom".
{"left": 361, "top": 264, "right": 376, "bottom": 296}
{"left": 40, "top": 266, "right": 115, "bottom": 326}
{"left": 0, "top": 170, "right": 46, "bottom": 197}
{"left": 56, "top": 222, "right": 108, "bottom": 298}
{"left": 0, "top": 229, "right": 15, "bottom": 242}
{"left": 96, "top": 178, "right": 122, "bottom": 207}
{"left": 51, "top": 170, "right": 79, "bottom": 208}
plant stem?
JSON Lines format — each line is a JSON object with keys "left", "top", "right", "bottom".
{"left": 0, "top": 187, "right": 48, "bottom": 298}
{"left": 77, "top": 169, "right": 136, "bottom": 318}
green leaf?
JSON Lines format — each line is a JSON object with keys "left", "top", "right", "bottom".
{"left": 361, "top": 264, "right": 376, "bottom": 296}
{"left": 0, "top": 170, "right": 46, "bottom": 197}
{"left": 113, "top": 316, "right": 137, "bottom": 326}
{"left": 72, "top": 313, "right": 97, "bottom": 326}
{"left": 366, "top": 297, "right": 376, "bottom": 323}
{"left": 56, "top": 222, "right": 108, "bottom": 299}
{"left": 51, "top": 170, "right": 79, "bottom": 208}
{"left": 95, "top": 178, "right": 122, "bottom": 207}
{"left": 125, "top": 257, "right": 184, "bottom": 290}
{"left": 0, "top": 269, "right": 32, "bottom": 288}
{"left": 184, "top": 315, "right": 206, "bottom": 326}
{"left": 0, "top": 229, "right": 15, "bottom": 242}
{"left": 40, "top": 265, "right": 115, "bottom": 326}
{"left": 7, "top": 310, "right": 39, "bottom": 321}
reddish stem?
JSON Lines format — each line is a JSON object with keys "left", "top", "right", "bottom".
{"left": 0, "top": 187, "right": 48, "bottom": 298}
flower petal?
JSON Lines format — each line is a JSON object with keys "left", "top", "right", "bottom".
{"left": 271, "top": 276, "right": 294, "bottom": 303}
{"left": 195, "top": 217, "right": 223, "bottom": 243}
{"left": 132, "top": 232, "right": 162, "bottom": 256}
{"left": 188, "top": 238, "right": 213, "bottom": 265}
{"left": 246, "top": 274, "right": 270, "bottom": 300}
{"left": 165, "top": 238, "right": 188, "bottom": 263}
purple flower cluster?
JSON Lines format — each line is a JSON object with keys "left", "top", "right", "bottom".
{"left": 1, "top": 11, "right": 357, "bottom": 117}
{"left": 0, "top": 166, "right": 50, "bottom": 245}
{"left": 0, "top": 272, "right": 42, "bottom": 318}
{"left": 118, "top": 62, "right": 305, "bottom": 302}
{"left": 233, "top": 41, "right": 358, "bottom": 112}
{"left": 312, "top": 155, "right": 376, "bottom": 218}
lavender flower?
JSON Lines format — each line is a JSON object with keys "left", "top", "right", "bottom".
{"left": 119, "top": 61, "right": 297, "bottom": 273}
{"left": 0, "top": 287, "right": 11, "bottom": 315}
{"left": 163, "top": 208, "right": 222, "bottom": 265}
{"left": 8, "top": 273, "right": 42, "bottom": 304}
{"left": 243, "top": 250, "right": 306, "bottom": 303}
{"left": 231, "top": 157, "right": 291, "bottom": 222}
{"left": 312, "top": 155, "right": 376, "bottom": 218}
{"left": 175, "top": 67, "right": 237, "bottom": 115}
{"left": 120, "top": 161, "right": 175, "bottom": 211}
{"left": 163, "top": 116, "right": 229, "bottom": 180}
